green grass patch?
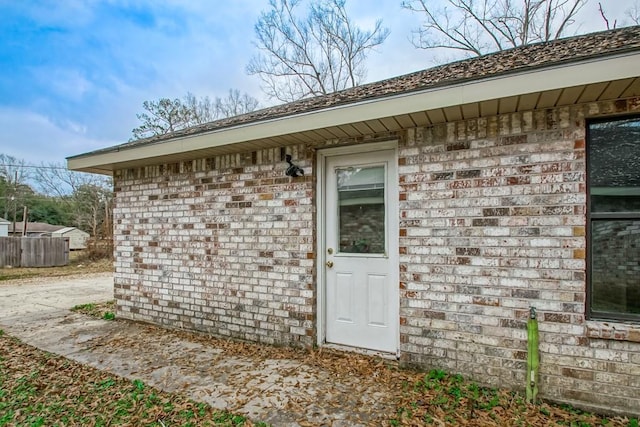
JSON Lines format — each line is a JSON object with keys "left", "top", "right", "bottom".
{"left": 391, "top": 369, "right": 634, "bottom": 426}
{"left": 71, "top": 303, "right": 96, "bottom": 311}
{"left": 71, "top": 300, "right": 115, "bottom": 320}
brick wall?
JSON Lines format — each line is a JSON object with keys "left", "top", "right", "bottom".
{"left": 112, "top": 98, "right": 640, "bottom": 416}
{"left": 397, "top": 99, "right": 640, "bottom": 416}
{"left": 112, "top": 144, "right": 316, "bottom": 347}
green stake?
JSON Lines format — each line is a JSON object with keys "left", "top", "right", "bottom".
{"left": 526, "top": 306, "right": 539, "bottom": 404}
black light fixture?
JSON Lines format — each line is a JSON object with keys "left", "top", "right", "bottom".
{"left": 285, "top": 154, "right": 304, "bottom": 177}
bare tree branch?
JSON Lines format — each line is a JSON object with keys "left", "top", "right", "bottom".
{"left": 628, "top": 0, "right": 640, "bottom": 24}
{"left": 0, "top": 155, "right": 32, "bottom": 186}
{"left": 0, "top": 155, "right": 32, "bottom": 221}
{"left": 33, "top": 162, "right": 108, "bottom": 199}
{"left": 215, "top": 89, "right": 261, "bottom": 118}
{"left": 402, "top": 0, "right": 588, "bottom": 58}
{"left": 247, "top": 0, "right": 389, "bottom": 102}
{"left": 32, "top": 163, "right": 113, "bottom": 238}
{"left": 599, "top": 2, "right": 612, "bottom": 29}
{"left": 552, "top": 0, "right": 584, "bottom": 39}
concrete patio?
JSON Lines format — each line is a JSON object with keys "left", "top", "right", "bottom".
{"left": 0, "top": 273, "right": 398, "bottom": 426}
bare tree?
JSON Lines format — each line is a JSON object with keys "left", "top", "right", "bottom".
{"left": 0, "top": 154, "right": 32, "bottom": 222}
{"left": 34, "top": 162, "right": 110, "bottom": 199}
{"left": 33, "top": 162, "right": 113, "bottom": 238}
{"left": 401, "top": 0, "right": 587, "bottom": 57}
{"left": 72, "top": 183, "right": 113, "bottom": 240}
{"left": 0, "top": 154, "right": 32, "bottom": 189}
{"left": 182, "top": 93, "right": 218, "bottom": 126}
{"left": 215, "top": 89, "right": 261, "bottom": 118}
{"left": 247, "top": 0, "right": 390, "bottom": 102}
{"left": 132, "top": 90, "right": 260, "bottom": 140}
{"left": 627, "top": 0, "right": 640, "bottom": 24}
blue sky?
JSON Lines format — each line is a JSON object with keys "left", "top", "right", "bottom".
{"left": 0, "top": 0, "right": 636, "bottom": 166}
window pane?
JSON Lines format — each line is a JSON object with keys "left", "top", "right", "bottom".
{"left": 589, "top": 118, "right": 640, "bottom": 213}
{"left": 591, "top": 220, "right": 640, "bottom": 315}
{"left": 337, "top": 166, "right": 385, "bottom": 254}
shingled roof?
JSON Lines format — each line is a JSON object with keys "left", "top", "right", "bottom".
{"left": 10, "top": 222, "right": 66, "bottom": 233}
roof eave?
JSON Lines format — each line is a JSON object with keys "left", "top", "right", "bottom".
{"left": 68, "top": 51, "right": 640, "bottom": 174}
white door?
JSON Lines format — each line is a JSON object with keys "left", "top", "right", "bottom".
{"left": 323, "top": 148, "right": 399, "bottom": 353}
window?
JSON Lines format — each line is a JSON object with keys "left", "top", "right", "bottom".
{"left": 588, "top": 116, "right": 640, "bottom": 321}
{"left": 336, "top": 166, "right": 386, "bottom": 254}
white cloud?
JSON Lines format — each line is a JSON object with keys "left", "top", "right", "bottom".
{"left": 32, "top": 68, "right": 94, "bottom": 101}
{"left": 0, "top": 108, "right": 118, "bottom": 165}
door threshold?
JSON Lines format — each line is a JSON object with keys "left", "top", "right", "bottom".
{"left": 323, "top": 343, "right": 399, "bottom": 360}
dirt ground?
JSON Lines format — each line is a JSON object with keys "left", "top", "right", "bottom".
{"left": 0, "top": 251, "right": 112, "bottom": 282}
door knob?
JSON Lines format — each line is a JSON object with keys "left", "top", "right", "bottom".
{"left": 326, "top": 261, "right": 334, "bottom": 268}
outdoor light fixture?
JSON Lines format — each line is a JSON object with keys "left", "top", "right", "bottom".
{"left": 285, "top": 154, "right": 304, "bottom": 177}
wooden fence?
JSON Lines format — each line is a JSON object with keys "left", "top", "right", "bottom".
{"left": 0, "top": 237, "right": 69, "bottom": 268}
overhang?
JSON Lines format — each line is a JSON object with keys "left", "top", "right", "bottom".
{"left": 68, "top": 52, "right": 640, "bottom": 175}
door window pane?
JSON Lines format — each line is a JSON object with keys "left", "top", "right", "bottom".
{"left": 337, "top": 166, "right": 385, "bottom": 254}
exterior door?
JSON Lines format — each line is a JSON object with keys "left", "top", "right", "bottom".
{"left": 323, "top": 148, "right": 398, "bottom": 353}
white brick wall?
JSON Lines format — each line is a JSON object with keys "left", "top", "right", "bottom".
{"left": 112, "top": 98, "right": 640, "bottom": 416}
{"left": 113, "top": 145, "right": 316, "bottom": 347}
{"left": 398, "top": 98, "right": 640, "bottom": 416}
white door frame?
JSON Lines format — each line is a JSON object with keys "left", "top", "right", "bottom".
{"left": 316, "top": 140, "right": 399, "bottom": 352}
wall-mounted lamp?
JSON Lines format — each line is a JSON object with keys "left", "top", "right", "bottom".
{"left": 285, "top": 154, "right": 304, "bottom": 177}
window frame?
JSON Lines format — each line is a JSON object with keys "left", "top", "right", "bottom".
{"left": 586, "top": 114, "right": 640, "bottom": 323}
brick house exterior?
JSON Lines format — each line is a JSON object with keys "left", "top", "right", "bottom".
{"left": 69, "top": 26, "right": 640, "bottom": 416}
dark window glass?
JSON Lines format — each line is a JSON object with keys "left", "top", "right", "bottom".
{"left": 588, "top": 116, "right": 640, "bottom": 321}
{"left": 589, "top": 118, "right": 640, "bottom": 213}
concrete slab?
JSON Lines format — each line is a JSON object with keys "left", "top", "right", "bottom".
{"left": 0, "top": 273, "right": 396, "bottom": 426}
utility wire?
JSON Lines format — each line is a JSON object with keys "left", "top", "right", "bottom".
{"left": 0, "top": 164, "right": 69, "bottom": 170}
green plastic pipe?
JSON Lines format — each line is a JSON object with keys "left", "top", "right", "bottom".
{"left": 526, "top": 306, "right": 539, "bottom": 404}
